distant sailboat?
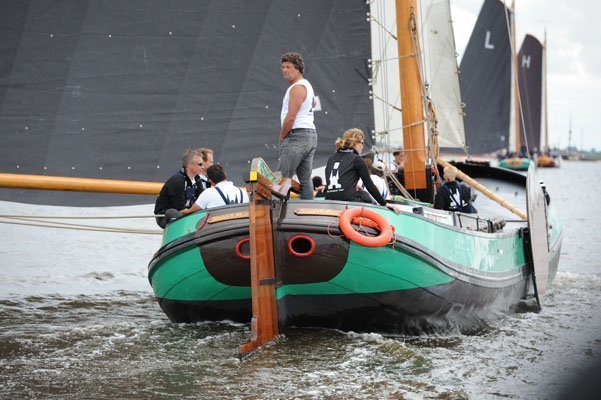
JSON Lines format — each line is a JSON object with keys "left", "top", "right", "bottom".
{"left": 537, "top": 32, "right": 560, "bottom": 168}
{"left": 517, "top": 34, "right": 543, "bottom": 155}
{"left": 459, "top": 0, "right": 512, "bottom": 156}
{"left": 497, "top": 0, "right": 531, "bottom": 171}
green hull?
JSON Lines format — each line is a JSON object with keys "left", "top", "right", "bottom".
{"left": 148, "top": 163, "right": 562, "bottom": 331}
{"left": 499, "top": 157, "right": 531, "bottom": 171}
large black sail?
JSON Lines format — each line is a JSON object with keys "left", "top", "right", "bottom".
{"left": 0, "top": 0, "right": 373, "bottom": 206}
{"left": 459, "top": 0, "right": 512, "bottom": 155}
{"left": 517, "top": 34, "right": 543, "bottom": 152}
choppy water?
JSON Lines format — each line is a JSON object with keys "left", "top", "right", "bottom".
{"left": 1, "top": 161, "right": 600, "bottom": 399}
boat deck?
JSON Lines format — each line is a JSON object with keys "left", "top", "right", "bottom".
{"left": 394, "top": 177, "right": 528, "bottom": 234}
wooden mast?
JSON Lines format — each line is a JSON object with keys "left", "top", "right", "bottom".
{"left": 511, "top": 0, "right": 521, "bottom": 154}
{"left": 543, "top": 30, "right": 549, "bottom": 153}
{"left": 395, "top": 0, "right": 427, "bottom": 195}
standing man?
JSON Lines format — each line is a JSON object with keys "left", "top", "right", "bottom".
{"left": 278, "top": 52, "right": 318, "bottom": 200}
{"left": 196, "top": 148, "right": 214, "bottom": 191}
{"left": 154, "top": 149, "right": 205, "bottom": 228}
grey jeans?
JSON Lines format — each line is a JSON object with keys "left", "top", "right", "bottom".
{"left": 278, "top": 128, "right": 318, "bottom": 199}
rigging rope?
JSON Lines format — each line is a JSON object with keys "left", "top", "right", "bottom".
{"left": 0, "top": 213, "right": 163, "bottom": 235}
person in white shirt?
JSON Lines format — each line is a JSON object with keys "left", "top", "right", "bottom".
{"left": 358, "top": 158, "right": 388, "bottom": 202}
{"left": 195, "top": 164, "right": 249, "bottom": 209}
{"left": 278, "top": 52, "right": 318, "bottom": 200}
{"left": 388, "top": 148, "right": 405, "bottom": 173}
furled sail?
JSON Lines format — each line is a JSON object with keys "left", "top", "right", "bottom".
{"left": 422, "top": 0, "right": 466, "bottom": 149}
{"left": 518, "top": 34, "right": 544, "bottom": 152}
{"left": 0, "top": 0, "right": 374, "bottom": 205}
{"left": 459, "top": 0, "right": 512, "bottom": 155}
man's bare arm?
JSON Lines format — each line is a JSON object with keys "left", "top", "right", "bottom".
{"left": 279, "top": 85, "right": 307, "bottom": 140}
{"left": 181, "top": 204, "right": 201, "bottom": 214}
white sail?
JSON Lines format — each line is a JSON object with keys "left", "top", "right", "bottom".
{"left": 369, "top": 0, "right": 404, "bottom": 152}
{"left": 421, "top": 0, "right": 466, "bottom": 149}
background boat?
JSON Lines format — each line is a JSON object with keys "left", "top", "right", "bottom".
{"left": 458, "top": 0, "right": 512, "bottom": 156}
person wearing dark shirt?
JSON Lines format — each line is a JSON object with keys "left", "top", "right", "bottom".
{"left": 312, "top": 176, "right": 326, "bottom": 198}
{"left": 433, "top": 166, "right": 477, "bottom": 213}
{"left": 324, "top": 128, "right": 399, "bottom": 213}
{"left": 154, "top": 149, "right": 205, "bottom": 228}
{"left": 195, "top": 147, "right": 214, "bottom": 191}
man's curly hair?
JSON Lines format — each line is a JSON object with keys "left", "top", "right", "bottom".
{"left": 281, "top": 52, "right": 304, "bottom": 74}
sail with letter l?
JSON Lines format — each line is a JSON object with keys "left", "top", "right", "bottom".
{"left": 459, "top": 0, "right": 512, "bottom": 155}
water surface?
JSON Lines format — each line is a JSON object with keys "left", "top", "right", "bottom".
{"left": 1, "top": 161, "right": 599, "bottom": 399}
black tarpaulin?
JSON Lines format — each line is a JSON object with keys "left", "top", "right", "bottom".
{"left": 0, "top": 0, "right": 373, "bottom": 205}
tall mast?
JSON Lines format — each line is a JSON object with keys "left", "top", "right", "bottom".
{"left": 395, "top": 0, "right": 427, "bottom": 194}
{"left": 543, "top": 29, "right": 549, "bottom": 152}
{"left": 568, "top": 113, "right": 572, "bottom": 151}
{"left": 511, "top": 0, "right": 520, "bottom": 154}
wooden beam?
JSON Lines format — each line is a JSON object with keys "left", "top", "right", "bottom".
{"left": 239, "top": 158, "right": 300, "bottom": 356}
{"left": 0, "top": 173, "right": 162, "bottom": 195}
{"left": 437, "top": 158, "right": 528, "bottom": 220}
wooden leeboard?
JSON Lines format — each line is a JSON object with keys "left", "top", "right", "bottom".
{"left": 526, "top": 164, "right": 550, "bottom": 301}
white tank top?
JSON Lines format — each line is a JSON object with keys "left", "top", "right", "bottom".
{"left": 280, "top": 79, "right": 316, "bottom": 130}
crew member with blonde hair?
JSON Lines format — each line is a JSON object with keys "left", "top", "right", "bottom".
{"left": 324, "top": 128, "right": 399, "bottom": 213}
{"left": 434, "top": 166, "right": 477, "bottom": 213}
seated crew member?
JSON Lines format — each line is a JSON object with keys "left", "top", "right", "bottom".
{"left": 358, "top": 158, "right": 388, "bottom": 203}
{"left": 195, "top": 164, "right": 249, "bottom": 209}
{"left": 433, "top": 166, "right": 477, "bottom": 213}
{"left": 388, "top": 148, "right": 405, "bottom": 173}
{"left": 195, "top": 147, "right": 214, "bottom": 190}
{"left": 324, "top": 128, "right": 399, "bottom": 213}
{"left": 312, "top": 176, "right": 326, "bottom": 198}
{"left": 388, "top": 148, "right": 406, "bottom": 195}
{"left": 154, "top": 149, "right": 205, "bottom": 228}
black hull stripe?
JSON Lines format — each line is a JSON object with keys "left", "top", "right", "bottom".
{"left": 149, "top": 219, "right": 532, "bottom": 289}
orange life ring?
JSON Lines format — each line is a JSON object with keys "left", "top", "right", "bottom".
{"left": 339, "top": 207, "right": 393, "bottom": 247}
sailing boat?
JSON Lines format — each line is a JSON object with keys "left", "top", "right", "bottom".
{"left": 459, "top": 0, "right": 513, "bottom": 156}
{"left": 0, "top": 0, "right": 561, "bottom": 353}
{"left": 147, "top": 0, "right": 562, "bottom": 342}
{"left": 495, "top": 1, "right": 530, "bottom": 171}
{"left": 537, "top": 32, "right": 560, "bottom": 168}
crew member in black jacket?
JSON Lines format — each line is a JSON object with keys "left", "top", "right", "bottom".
{"left": 324, "top": 128, "right": 399, "bottom": 213}
{"left": 433, "top": 166, "right": 477, "bottom": 213}
{"left": 154, "top": 149, "right": 205, "bottom": 228}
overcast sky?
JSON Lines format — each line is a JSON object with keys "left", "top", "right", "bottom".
{"left": 450, "top": 0, "right": 601, "bottom": 150}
